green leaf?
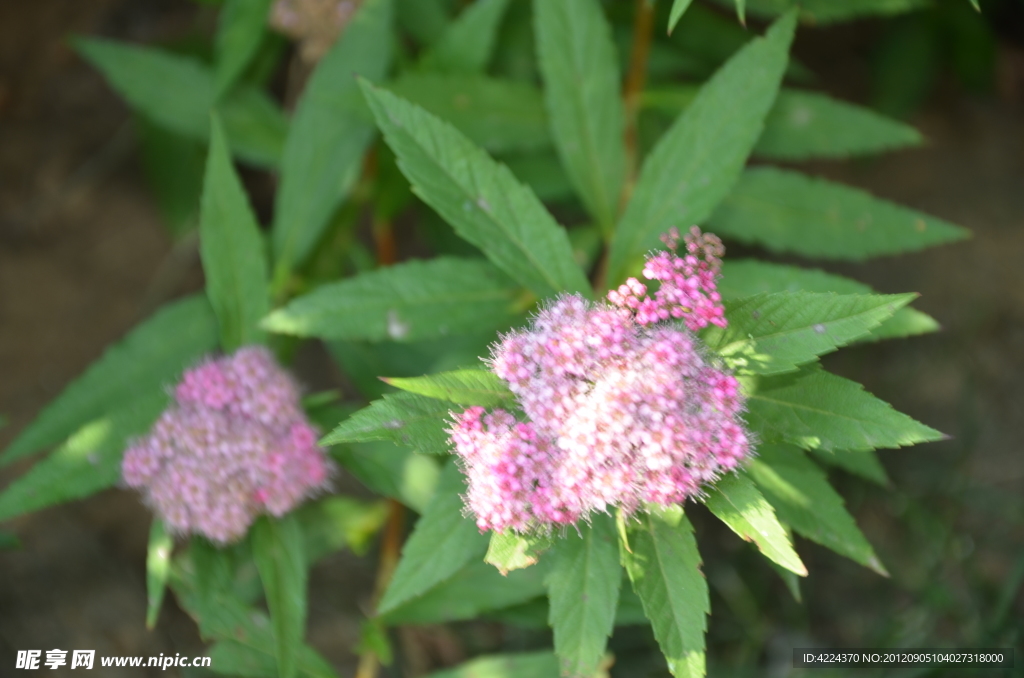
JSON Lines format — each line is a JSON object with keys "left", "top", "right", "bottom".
{"left": 535, "top": 0, "right": 626, "bottom": 234}
{"left": 330, "top": 442, "right": 441, "bottom": 513}
{"left": 296, "top": 496, "right": 390, "bottom": 562}
{"left": 137, "top": 117, "right": 205, "bottom": 238}
{"left": 0, "top": 390, "right": 167, "bottom": 521}
{"left": 360, "top": 80, "right": 591, "bottom": 299}
{"left": 396, "top": 0, "right": 450, "bottom": 47}
{"left": 547, "top": 513, "right": 622, "bottom": 678}
{"left": 811, "top": 448, "right": 890, "bottom": 486}
{"left": 485, "top": 531, "right": 552, "bottom": 574}
{"left": 209, "top": 639, "right": 338, "bottom": 678}
{"left": 756, "top": 89, "right": 922, "bottom": 159}
{"left": 425, "top": 652, "right": 566, "bottom": 678}
{"left": 200, "top": 115, "right": 270, "bottom": 351}
{"left": 146, "top": 519, "right": 174, "bottom": 629}
{"left": 703, "top": 472, "right": 806, "bottom": 575}
{"left": 707, "top": 167, "right": 970, "bottom": 260}
{"left": 746, "top": 366, "right": 944, "bottom": 452}
{"left": 383, "top": 369, "right": 512, "bottom": 406}
{"left": 379, "top": 462, "right": 490, "bottom": 613}
{"left": 735, "top": 0, "right": 748, "bottom": 23}
{"left": 718, "top": 259, "right": 939, "bottom": 342}
{"left": 384, "top": 557, "right": 548, "bottom": 624}
{"left": 321, "top": 393, "right": 452, "bottom": 455}
{"left": 76, "top": 38, "right": 287, "bottom": 167}
{"left": 388, "top": 74, "right": 549, "bottom": 154}
{"left": 714, "top": 0, "right": 928, "bottom": 24}
{"left": 606, "top": 10, "right": 795, "bottom": 286}
{"left": 214, "top": 0, "right": 272, "bottom": 97}
{"left": 969, "top": 0, "right": 980, "bottom": 10}
{"left": 668, "top": 0, "right": 696, "bottom": 34}
{"left": 271, "top": 0, "right": 392, "bottom": 279}
{"left": 501, "top": 151, "right": 576, "bottom": 202}
{"left": 2, "top": 295, "right": 218, "bottom": 466}
{"left": 420, "top": 0, "right": 510, "bottom": 74}
{"left": 704, "top": 292, "right": 915, "bottom": 375}
{"left": 622, "top": 507, "right": 708, "bottom": 677}
{"left": 252, "top": 514, "right": 308, "bottom": 678}
{"left": 263, "top": 257, "right": 520, "bottom": 342}
{"left": 748, "top": 443, "right": 887, "bottom": 574}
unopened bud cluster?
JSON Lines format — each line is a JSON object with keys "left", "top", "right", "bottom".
{"left": 450, "top": 228, "right": 749, "bottom": 533}
{"left": 122, "top": 346, "right": 332, "bottom": 544}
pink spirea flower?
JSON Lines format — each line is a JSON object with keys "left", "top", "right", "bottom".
{"left": 607, "top": 226, "right": 727, "bottom": 331}
{"left": 122, "top": 346, "right": 332, "bottom": 544}
{"left": 450, "top": 228, "right": 748, "bottom": 533}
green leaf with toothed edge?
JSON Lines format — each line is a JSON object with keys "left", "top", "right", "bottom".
{"left": 668, "top": 0, "right": 697, "bottom": 34}
{"left": 75, "top": 38, "right": 286, "bottom": 167}
{"left": 718, "top": 259, "right": 940, "bottom": 343}
{"left": 622, "top": 506, "right": 708, "bottom": 677}
{"left": 379, "top": 462, "right": 490, "bottom": 614}
{"left": 2, "top": 295, "right": 218, "bottom": 467}
{"left": 419, "top": 0, "right": 510, "bottom": 74}
{"left": 704, "top": 292, "right": 915, "bottom": 375}
{"left": 384, "top": 369, "right": 513, "bottom": 407}
{"left": 748, "top": 443, "right": 887, "bottom": 575}
{"left": 320, "top": 393, "right": 452, "bottom": 455}
{"left": 359, "top": 80, "right": 591, "bottom": 299}
{"left": 271, "top": 0, "right": 392, "bottom": 279}
{"left": 535, "top": 0, "right": 626, "bottom": 234}
{"left": 252, "top": 514, "right": 307, "bottom": 678}
{"left": 547, "top": 513, "right": 622, "bottom": 678}
{"left": 200, "top": 114, "right": 270, "bottom": 352}
{"left": 606, "top": 10, "right": 796, "bottom": 288}
{"left": 703, "top": 472, "right": 806, "bottom": 576}
{"left": 263, "top": 258, "right": 520, "bottom": 342}
{"left": 745, "top": 366, "right": 944, "bottom": 452}
{"left": 706, "top": 167, "right": 970, "bottom": 260}
{"left": 146, "top": 519, "right": 173, "bottom": 629}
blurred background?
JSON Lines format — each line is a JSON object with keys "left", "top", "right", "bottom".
{"left": 0, "top": 0, "right": 1022, "bottom": 676}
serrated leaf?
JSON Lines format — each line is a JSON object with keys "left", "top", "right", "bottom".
{"left": 756, "top": 88, "right": 922, "bottom": 159}
{"left": 271, "top": 0, "right": 392, "bottom": 279}
{"left": 703, "top": 472, "right": 806, "bottom": 575}
{"left": 425, "top": 652, "right": 566, "bottom": 678}
{"left": 201, "top": 115, "right": 269, "bottom": 351}
{"left": 811, "top": 448, "right": 890, "bottom": 486}
{"left": 668, "top": 0, "right": 696, "bottom": 34}
{"left": 748, "top": 443, "right": 887, "bottom": 574}
{"left": 378, "top": 462, "right": 490, "bottom": 613}
{"left": 214, "top": 0, "right": 272, "bottom": 97}
{"left": 76, "top": 38, "right": 287, "bottom": 167}
{"left": 420, "top": 0, "right": 510, "bottom": 74}
{"left": 384, "top": 557, "right": 548, "bottom": 624}
{"left": 388, "top": 73, "right": 550, "bottom": 154}
{"left": 606, "top": 10, "right": 795, "bottom": 286}
{"left": 0, "top": 390, "right": 167, "bottom": 521}
{"left": 535, "top": 0, "right": 625, "bottom": 234}
{"left": 485, "top": 531, "right": 552, "bottom": 574}
{"left": 330, "top": 442, "right": 441, "bottom": 514}
{"left": 263, "top": 258, "right": 519, "bottom": 342}
{"left": 2, "top": 295, "right": 218, "bottom": 466}
{"left": 547, "top": 513, "right": 622, "bottom": 678}
{"left": 622, "top": 507, "right": 708, "bottom": 677}
{"left": 746, "top": 366, "right": 944, "bottom": 452}
{"left": 146, "top": 519, "right": 173, "bottom": 629}
{"left": 712, "top": 0, "right": 927, "bottom": 24}
{"left": 718, "top": 259, "right": 940, "bottom": 342}
{"left": 707, "top": 167, "right": 970, "bottom": 260}
{"left": 360, "top": 80, "right": 591, "bottom": 299}
{"left": 383, "top": 369, "right": 512, "bottom": 407}
{"left": 321, "top": 393, "right": 452, "bottom": 455}
{"left": 252, "top": 514, "right": 307, "bottom": 678}
{"left": 704, "top": 292, "right": 914, "bottom": 375}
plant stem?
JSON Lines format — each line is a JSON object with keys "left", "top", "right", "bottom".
{"left": 621, "top": 0, "right": 655, "bottom": 205}
{"left": 355, "top": 498, "right": 406, "bottom": 678}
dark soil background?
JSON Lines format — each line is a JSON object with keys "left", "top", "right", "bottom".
{"left": 1, "top": 1, "right": 1022, "bottom": 677}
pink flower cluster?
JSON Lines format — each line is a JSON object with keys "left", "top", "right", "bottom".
{"left": 122, "top": 346, "right": 332, "bottom": 544}
{"left": 450, "top": 229, "right": 749, "bottom": 533}
{"left": 608, "top": 226, "right": 727, "bottom": 331}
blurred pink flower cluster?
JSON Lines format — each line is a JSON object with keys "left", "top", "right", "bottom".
{"left": 450, "top": 229, "right": 748, "bottom": 533}
{"left": 123, "top": 346, "right": 332, "bottom": 544}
